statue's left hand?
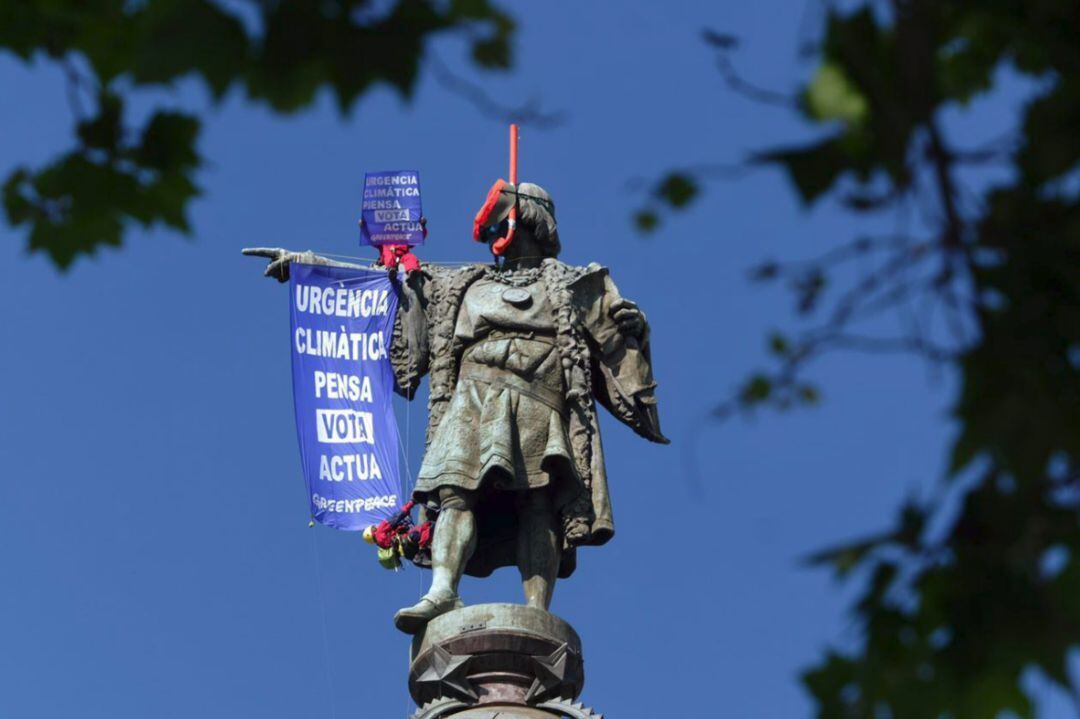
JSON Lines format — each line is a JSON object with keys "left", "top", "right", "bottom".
{"left": 610, "top": 298, "right": 646, "bottom": 340}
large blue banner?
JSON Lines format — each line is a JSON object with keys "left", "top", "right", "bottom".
{"left": 289, "top": 263, "right": 402, "bottom": 530}
{"left": 360, "top": 170, "right": 424, "bottom": 247}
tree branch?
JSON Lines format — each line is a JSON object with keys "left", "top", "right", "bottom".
{"left": 426, "top": 53, "right": 566, "bottom": 128}
{"left": 713, "top": 51, "right": 799, "bottom": 107}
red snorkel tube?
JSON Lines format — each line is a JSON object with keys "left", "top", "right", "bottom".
{"left": 490, "top": 124, "right": 518, "bottom": 257}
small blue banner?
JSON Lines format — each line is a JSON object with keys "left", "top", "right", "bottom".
{"left": 289, "top": 263, "right": 402, "bottom": 530}
{"left": 360, "top": 170, "right": 424, "bottom": 247}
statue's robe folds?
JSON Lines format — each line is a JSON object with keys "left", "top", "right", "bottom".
{"left": 390, "top": 259, "right": 667, "bottom": 578}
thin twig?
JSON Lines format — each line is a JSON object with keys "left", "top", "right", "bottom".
{"left": 426, "top": 53, "right": 566, "bottom": 128}
{"left": 826, "top": 242, "right": 934, "bottom": 328}
{"left": 761, "top": 234, "right": 916, "bottom": 277}
{"left": 60, "top": 57, "right": 91, "bottom": 121}
{"left": 713, "top": 51, "right": 798, "bottom": 107}
{"left": 823, "top": 333, "right": 955, "bottom": 363}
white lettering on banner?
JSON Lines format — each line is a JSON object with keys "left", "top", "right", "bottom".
{"left": 365, "top": 174, "right": 417, "bottom": 186}
{"left": 294, "top": 285, "right": 390, "bottom": 318}
{"left": 366, "top": 200, "right": 403, "bottom": 210}
{"left": 316, "top": 409, "right": 375, "bottom": 444}
{"left": 312, "top": 492, "right": 397, "bottom": 513}
{"left": 362, "top": 187, "right": 420, "bottom": 199}
{"left": 294, "top": 327, "right": 388, "bottom": 361}
{"left": 318, "top": 453, "right": 383, "bottom": 481}
{"left": 373, "top": 209, "right": 411, "bottom": 222}
{"left": 313, "top": 371, "right": 374, "bottom": 403}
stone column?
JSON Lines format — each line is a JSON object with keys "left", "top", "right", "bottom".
{"left": 407, "top": 604, "right": 602, "bottom": 719}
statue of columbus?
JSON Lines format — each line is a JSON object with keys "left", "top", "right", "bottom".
{"left": 245, "top": 179, "right": 667, "bottom": 635}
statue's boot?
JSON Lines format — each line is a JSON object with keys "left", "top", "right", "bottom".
{"left": 394, "top": 591, "right": 463, "bottom": 634}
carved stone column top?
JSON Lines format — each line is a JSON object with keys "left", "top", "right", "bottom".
{"left": 413, "top": 701, "right": 602, "bottom": 719}
{"left": 411, "top": 604, "right": 581, "bottom": 661}
{"left": 408, "top": 604, "right": 600, "bottom": 718}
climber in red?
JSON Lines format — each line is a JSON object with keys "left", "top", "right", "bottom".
{"left": 363, "top": 500, "right": 436, "bottom": 569}
{"left": 358, "top": 216, "right": 426, "bottom": 275}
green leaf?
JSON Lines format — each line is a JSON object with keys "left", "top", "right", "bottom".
{"left": 798, "top": 384, "right": 820, "bottom": 405}
{"left": 633, "top": 210, "right": 659, "bottom": 233}
{"left": 748, "top": 260, "right": 779, "bottom": 282}
{"left": 140, "top": 171, "right": 200, "bottom": 231}
{"left": 947, "top": 427, "right": 982, "bottom": 476}
{"left": 1019, "top": 78, "right": 1080, "bottom": 184}
{"left": 802, "top": 652, "right": 859, "bottom": 715}
{"left": 805, "top": 62, "right": 868, "bottom": 125}
{"left": 134, "top": 111, "right": 200, "bottom": 173}
{"left": 655, "top": 173, "right": 698, "bottom": 208}
{"left": 9, "top": 153, "right": 138, "bottom": 269}
{"left": 768, "top": 332, "right": 790, "bottom": 356}
{"left": 129, "top": 0, "right": 248, "bottom": 97}
{"left": 701, "top": 29, "right": 739, "bottom": 50}
{"left": 76, "top": 92, "right": 124, "bottom": 151}
{"left": 754, "top": 137, "right": 848, "bottom": 205}
{"left": 739, "top": 374, "right": 772, "bottom": 403}
{"left": 471, "top": 35, "right": 511, "bottom": 69}
{"left": 4, "top": 105, "right": 203, "bottom": 269}
{"left": 2, "top": 168, "right": 32, "bottom": 224}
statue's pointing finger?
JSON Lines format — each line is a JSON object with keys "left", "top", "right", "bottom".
{"left": 241, "top": 247, "right": 287, "bottom": 258}
{"left": 242, "top": 247, "right": 294, "bottom": 283}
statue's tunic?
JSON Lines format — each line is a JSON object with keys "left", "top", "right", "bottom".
{"left": 389, "top": 259, "right": 668, "bottom": 578}
{"left": 415, "top": 278, "right": 582, "bottom": 508}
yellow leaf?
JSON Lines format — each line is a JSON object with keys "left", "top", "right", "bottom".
{"left": 807, "top": 63, "right": 868, "bottom": 125}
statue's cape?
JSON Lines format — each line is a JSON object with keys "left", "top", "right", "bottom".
{"left": 389, "top": 260, "right": 666, "bottom": 578}
{"left": 567, "top": 266, "right": 668, "bottom": 445}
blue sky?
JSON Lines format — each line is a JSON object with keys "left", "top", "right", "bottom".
{"left": 0, "top": 2, "right": 1071, "bottom": 717}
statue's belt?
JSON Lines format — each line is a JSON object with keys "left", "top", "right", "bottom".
{"left": 477, "top": 328, "right": 557, "bottom": 343}
{"left": 459, "top": 362, "right": 565, "bottom": 412}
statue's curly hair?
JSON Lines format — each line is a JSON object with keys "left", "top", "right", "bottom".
{"left": 516, "top": 182, "right": 560, "bottom": 258}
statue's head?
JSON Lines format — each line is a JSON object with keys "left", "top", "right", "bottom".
{"left": 473, "top": 181, "right": 560, "bottom": 259}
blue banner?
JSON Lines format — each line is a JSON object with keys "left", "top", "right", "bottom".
{"left": 289, "top": 263, "right": 402, "bottom": 530}
{"left": 360, "top": 170, "right": 424, "bottom": 247}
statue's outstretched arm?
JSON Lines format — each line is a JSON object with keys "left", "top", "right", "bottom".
{"left": 241, "top": 246, "right": 430, "bottom": 399}
{"left": 241, "top": 247, "right": 369, "bottom": 282}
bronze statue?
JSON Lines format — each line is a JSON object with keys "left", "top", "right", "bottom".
{"left": 244, "top": 181, "right": 667, "bottom": 636}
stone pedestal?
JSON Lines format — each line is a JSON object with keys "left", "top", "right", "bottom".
{"left": 407, "top": 604, "right": 602, "bottom": 718}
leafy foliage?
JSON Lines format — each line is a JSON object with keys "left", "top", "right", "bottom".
{"left": 5, "top": 93, "right": 200, "bottom": 268}
{"left": 634, "top": 173, "right": 700, "bottom": 234}
{"left": 0, "top": 0, "right": 515, "bottom": 268}
{"left": 640, "top": 0, "right": 1080, "bottom": 715}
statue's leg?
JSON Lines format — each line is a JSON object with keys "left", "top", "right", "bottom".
{"left": 517, "top": 487, "right": 559, "bottom": 610}
{"left": 394, "top": 488, "right": 476, "bottom": 634}
{"left": 429, "top": 488, "right": 477, "bottom": 599}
